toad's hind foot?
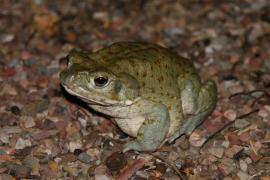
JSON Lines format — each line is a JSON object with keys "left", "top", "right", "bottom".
{"left": 169, "top": 80, "right": 217, "bottom": 143}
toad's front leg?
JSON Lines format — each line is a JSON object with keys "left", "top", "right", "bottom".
{"left": 123, "top": 104, "right": 170, "bottom": 152}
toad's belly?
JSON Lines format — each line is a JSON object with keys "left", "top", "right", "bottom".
{"left": 114, "top": 116, "right": 145, "bottom": 137}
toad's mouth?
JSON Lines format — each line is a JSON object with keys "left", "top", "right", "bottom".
{"left": 62, "top": 84, "right": 132, "bottom": 107}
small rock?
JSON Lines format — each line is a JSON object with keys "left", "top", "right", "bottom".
{"left": 10, "top": 106, "right": 21, "bottom": 116}
{"left": 258, "top": 109, "right": 269, "bottom": 118}
{"left": 224, "top": 109, "right": 237, "bottom": 121}
{"left": 264, "top": 105, "right": 270, "bottom": 112}
{"left": 78, "top": 152, "right": 92, "bottom": 164}
{"left": 93, "top": 11, "right": 109, "bottom": 21}
{"left": 245, "top": 157, "right": 252, "bottom": 164}
{"left": 57, "top": 153, "right": 78, "bottom": 165}
{"left": 0, "top": 131, "right": 9, "bottom": 143}
{"left": 62, "top": 165, "right": 79, "bottom": 176}
{"left": 33, "top": 129, "right": 58, "bottom": 140}
{"left": 21, "top": 116, "right": 36, "bottom": 128}
{"left": 86, "top": 148, "right": 99, "bottom": 162}
{"left": 167, "top": 151, "right": 180, "bottom": 162}
{"left": 224, "top": 145, "right": 243, "bottom": 158}
{"left": 8, "top": 58, "right": 19, "bottom": 68}
{"left": 0, "top": 149, "right": 6, "bottom": 155}
{"left": 135, "top": 170, "right": 149, "bottom": 179}
{"left": 178, "top": 136, "right": 189, "bottom": 150}
{"left": 239, "top": 128, "right": 252, "bottom": 141}
{"left": 154, "top": 162, "right": 167, "bottom": 175}
{"left": 218, "top": 157, "right": 237, "bottom": 175}
{"left": 6, "top": 163, "right": 31, "bottom": 178}
{"left": 250, "top": 151, "right": 262, "bottom": 162}
{"left": 208, "top": 146, "right": 225, "bottom": 158}
{"left": 48, "top": 160, "right": 58, "bottom": 172}
{"left": 201, "top": 155, "right": 218, "bottom": 165}
{"left": 2, "top": 84, "right": 17, "bottom": 95}
{"left": 234, "top": 119, "right": 250, "bottom": 129}
{"left": 15, "top": 138, "right": 32, "bottom": 149}
{"left": 189, "top": 131, "right": 207, "bottom": 147}
{"left": 221, "top": 141, "right": 230, "bottom": 148}
{"left": 223, "top": 177, "right": 233, "bottom": 180}
{"left": 23, "top": 155, "right": 40, "bottom": 168}
{"left": 174, "top": 158, "right": 185, "bottom": 169}
{"left": 248, "top": 23, "right": 264, "bottom": 42}
{"left": 106, "top": 152, "right": 126, "bottom": 172}
{"left": 0, "top": 174, "right": 16, "bottom": 180}
{"left": 239, "top": 159, "right": 248, "bottom": 172}
{"left": 2, "top": 126, "right": 22, "bottom": 134}
{"left": 23, "top": 155, "right": 40, "bottom": 176}
{"left": 69, "top": 140, "right": 82, "bottom": 153}
{"left": 237, "top": 170, "right": 251, "bottom": 180}
{"left": 95, "top": 165, "right": 112, "bottom": 180}
{"left": 229, "top": 84, "right": 244, "bottom": 95}
{"left": 73, "top": 148, "right": 83, "bottom": 156}
{"left": 0, "top": 33, "right": 15, "bottom": 43}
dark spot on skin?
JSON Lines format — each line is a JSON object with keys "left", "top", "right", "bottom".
{"left": 158, "top": 76, "right": 164, "bottom": 82}
{"left": 142, "top": 82, "right": 146, "bottom": 87}
{"left": 142, "top": 71, "right": 147, "bottom": 77}
{"left": 114, "top": 81, "right": 122, "bottom": 93}
{"left": 137, "top": 132, "right": 144, "bottom": 138}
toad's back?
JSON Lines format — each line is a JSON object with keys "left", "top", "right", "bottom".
{"left": 89, "top": 42, "right": 196, "bottom": 97}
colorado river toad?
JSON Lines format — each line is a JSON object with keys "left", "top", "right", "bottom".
{"left": 60, "top": 42, "right": 217, "bottom": 152}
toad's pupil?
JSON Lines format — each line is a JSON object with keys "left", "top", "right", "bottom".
{"left": 94, "top": 77, "right": 108, "bottom": 87}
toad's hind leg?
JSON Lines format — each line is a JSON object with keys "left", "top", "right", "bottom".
{"left": 123, "top": 104, "right": 170, "bottom": 152}
{"left": 169, "top": 79, "right": 217, "bottom": 143}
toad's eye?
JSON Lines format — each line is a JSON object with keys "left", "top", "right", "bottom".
{"left": 94, "top": 76, "right": 109, "bottom": 87}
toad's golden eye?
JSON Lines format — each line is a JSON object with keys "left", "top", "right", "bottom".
{"left": 94, "top": 76, "right": 109, "bottom": 87}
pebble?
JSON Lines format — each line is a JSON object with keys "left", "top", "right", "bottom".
{"left": 234, "top": 118, "right": 250, "bottom": 129}
{"left": 69, "top": 140, "right": 82, "bottom": 153}
{"left": 1, "top": 84, "right": 17, "bottom": 95}
{"left": 244, "top": 157, "right": 252, "bottom": 164}
{"left": 8, "top": 58, "right": 19, "bottom": 68}
{"left": 219, "top": 157, "right": 237, "bottom": 175}
{"left": 0, "top": 174, "right": 16, "bottom": 180}
{"left": 0, "top": 131, "right": 9, "bottom": 143}
{"left": 78, "top": 152, "right": 92, "bottom": 164}
{"left": 48, "top": 160, "right": 59, "bottom": 172}
{"left": 95, "top": 165, "right": 111, "bottom": 180}
{"left": 224, "top": 109, "right": 237, "bottom": 121}
{"left": 167, "top": 151, "right": 180, "bottom": 162}
{"left": 0, "top": 149, "right": 6, "bottom": 155}
{"left": 15, "top": 138, "right": 32, "bottom": 149}
{"left": 224, "top": 145, "right": 243, "bottom": 158}
{"left": 264, "top": 105, "right": 270, "bottom": 112}
{"left": 237, "top": 170, "right": 251, "bottom": 180}
{"left": 105, "top": 151, "right": 126, "bottom": 172}
{"left": 258, "top": 109, "right": 269, "bottom": 118}
{"left": 6, "top": 163, "right": 31, "bottom": 178}
{"left": 208, "top": 146, "right": 225, "bottom": 158}
{"left": 10, "top": 105, "right": 21, "bottom": 116}
{"left": 86, "top": 148, "right": 99, "bottom": 162}
{"left": 23, "top": 155, "right": 40, "bottom": 175}
{"left": 189, "top": 132, "right": 207, "bottom": 147}
{"left": 21, "top": 116, "right": 36, "bottom": 128}
{"left": 0, "top": 33, "right": 15, "bottom": 43}
{"left": 239, "top": 159, "right": 248, "bottom": 172}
